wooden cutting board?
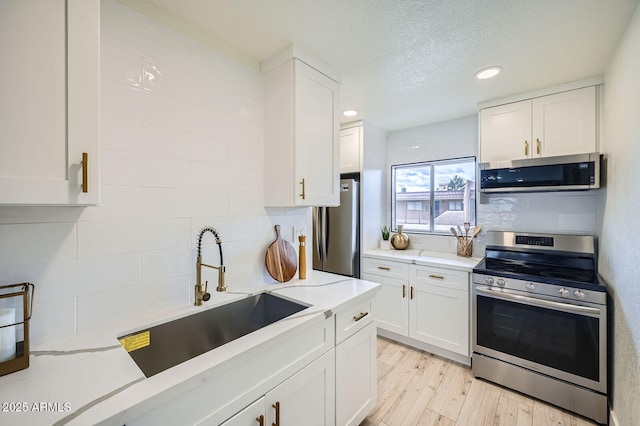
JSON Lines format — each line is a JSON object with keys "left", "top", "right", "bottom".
{"left": 265, "top": 225, "right": 298, "bottom": 282}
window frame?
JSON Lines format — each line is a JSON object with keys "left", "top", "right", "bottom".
{"left": 391, "top": 156, "right": 476, "bottom": 234}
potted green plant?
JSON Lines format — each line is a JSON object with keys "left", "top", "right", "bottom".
{"left": 380, "top": 225, "right": 391, "bottom": 250}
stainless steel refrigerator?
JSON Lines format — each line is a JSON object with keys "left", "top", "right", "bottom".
{"left": 312, "top": 178, "right": 360, "bottom": 278}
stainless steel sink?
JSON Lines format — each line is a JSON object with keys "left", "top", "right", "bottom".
{"left": 118, "top": 292, "right": 309, "bottom": 377}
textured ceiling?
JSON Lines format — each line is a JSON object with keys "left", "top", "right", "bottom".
{"left": 130, "top": 0, "right": 639, "bottom": 131}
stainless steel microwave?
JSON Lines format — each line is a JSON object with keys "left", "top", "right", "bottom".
{"left": 479, "top": 152, "right": 601, "bottom": 193}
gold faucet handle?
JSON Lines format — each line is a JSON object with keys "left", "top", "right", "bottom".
{"left": 202, "top": 280, "right": 211, "bottom": 302}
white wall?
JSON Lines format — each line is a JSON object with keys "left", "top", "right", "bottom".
{"left": 599, "top": 3, "right": 640, "bottom": 424}
{"left": 0, "top": 0, "right": 309, "bottom": 346}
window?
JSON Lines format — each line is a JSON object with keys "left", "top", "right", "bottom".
{"left": 392, "top": 157, "right": 476, "bottom": 234}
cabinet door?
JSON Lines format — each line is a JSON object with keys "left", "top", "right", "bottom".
{"left": 532, "top": 86, "right": 597, "bottom": 158}
{"left": 479, "top": 100, "right": 532, "bottom": 164}
{"left": 336, "top": 322, "right": 377, "bottom": 426}
{"left": 363, "top": 273, "right": 409, "bottom": 336}
{"left": 340, "top": 126, "right": 362, "bottom": 174}
{"left": 409, "top": 283, "right": 468, "bottom": 356}
{"left": 219, "top": 397, "right": 266, "bottom": 426}
{"left": 294, "top": 60, "right": 340, "bottom": 206}
{"left": 266, "top": 349, "right": 335, "bottom": 426}
{"left": 0, "top": 0, "right": 99, "bottom": 205}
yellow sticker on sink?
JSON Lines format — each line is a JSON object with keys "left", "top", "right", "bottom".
{"left": 119, "top": 331, "right": 150, "bottom": 352}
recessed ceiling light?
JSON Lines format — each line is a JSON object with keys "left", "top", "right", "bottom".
{"left": 343, "top": 109, "right": 359, "bottom": 117}
{"left": 474, "top": 66, "right": 502, "bottom": 80}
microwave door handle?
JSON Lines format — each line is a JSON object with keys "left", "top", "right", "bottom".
{"left": 475, "top": 286, "right": 601, "bottom": 316}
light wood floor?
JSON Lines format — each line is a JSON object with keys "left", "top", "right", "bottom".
{"left": 361, "top": 337, "right": 598, "bottom": 426}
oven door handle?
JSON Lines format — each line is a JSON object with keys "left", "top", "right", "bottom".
{"left": 475, "top": 286, "right": 601, "bottom": 316}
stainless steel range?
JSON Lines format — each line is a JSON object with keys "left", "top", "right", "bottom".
{"left": 472, "top": 231, "right": 607, "bottom": 424}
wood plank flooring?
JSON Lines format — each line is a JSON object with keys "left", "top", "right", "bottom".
{"left": 361, "top": 337, "right": 598, "bottom": 426}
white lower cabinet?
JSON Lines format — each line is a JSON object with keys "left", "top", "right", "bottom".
{"left": 372, "top": 275, "right": 409, "bottom": 335}
{"left": 267, "top": 350, "right": 335, "bottom": 426}
{"left": 336, "top": 322, "right": 377, "bottom": 426}
{"left": 363, "top": 256, "right": 470, "bottom": 364}
{"left": 408, "top": 266, "right": 469, "bottom": 356}
{"left": 222, "top": 350, "right": 335, "bottom": 426}
{"left": 217, "top": 292, "right": 378, "bottom": 426}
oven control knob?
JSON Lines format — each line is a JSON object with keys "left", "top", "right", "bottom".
{"left": 559, "top": 288, "right": 569, "bottom": 296}
{"left": 574, "top": 290, "right": 586, "bottom": 300}
{"left": 526, "top": 283, "right": 536, "bottom": 291}
{"left": 496, "top": 278, "right": 505, "bottom": 287}
{"left": 485, "top": 277, "right": 494, "bottom": 285}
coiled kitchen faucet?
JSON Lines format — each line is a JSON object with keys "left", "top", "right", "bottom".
{"left": 195, "top": 226, "right": 226, "bottom": 306}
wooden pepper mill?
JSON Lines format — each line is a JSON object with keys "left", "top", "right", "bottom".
{"left": 298, "top": 235, "right": 307, "bottom": 279}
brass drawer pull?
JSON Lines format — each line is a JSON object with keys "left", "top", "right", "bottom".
{"left": 299, "top": 178, "right": 305, "bottom": 199}
{"left": 82, "top": 152, "right": 88, "bottom": 193}
{"left": 536, "top": 138, "right": 541, "bottom": 155}
{"left": 429, "top": 274, "right": 445, "bottom": 279}
{"left": 524, "top": 140, "right": 529, "bottom": 156}
{"left": 402, "top": 284, "right": 406, "bottom": 298}
{"left": 272, "top": 401, "right": 280, "bottom": 426}
{"left": 353, "top": 311, "right": 369, "bottom": 322}
{"left": 377, "top": 266, "right": 390, "bottom": 271}
{"left": 256, "top": 415, "right": 264, "bottom": 426}
{"left": 410, "top": 286, "right": 415, "bottom": 300}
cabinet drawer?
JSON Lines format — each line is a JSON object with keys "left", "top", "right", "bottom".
{"left": 335, "top": 296, "right": 375, "bottom": 344}
{"left": 362, "top": 257, "right": 409, "bottom": 280}
{"left": 410, "top": 265, "right": 468, "bottom": 292}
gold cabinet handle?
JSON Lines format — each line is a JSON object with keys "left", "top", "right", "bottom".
{"left": 256, "top": 415, "right": 264, "bottom": 426}
{"left": 410, "top": 286, "right": 415, "bottom": 300}
{"left": 402, "top": 284, "right": 406, "bottom": 298}
{"left": 299, "top": 178, "right": 305, "bottom": 199}
{"left": 353, "top": 311, "right": 369, "bottom": 322}
{"left": 377, "top": 266, "right": 390, "bottom": 271}
{"left": 272, "top": 401, "right": 280, "bottom": 426}
{"left": 82, "top": 152, "right": 88, "bottom": 193}
{"left": 524, "top": 140, "right": 529, "bottom": 156}
{"left": 428, "top": 274, "right": 445, "bottom": 279}
{"left": 536, "top": 138, "right": 541, "bottom": 155}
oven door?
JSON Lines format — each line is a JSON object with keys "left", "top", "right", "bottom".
{"left": 472, "top": 285, "right": 606, "bottom": 393}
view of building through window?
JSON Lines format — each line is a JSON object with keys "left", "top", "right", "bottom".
{"left": 392, "top": 157, "right": 476, "bottom": 233}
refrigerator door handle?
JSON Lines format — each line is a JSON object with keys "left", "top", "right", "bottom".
{"left": 321, "top": 206, "right": 328, "bottom": 260}
{"left": 313, "top": 207, "right": 322, "bottom": 261}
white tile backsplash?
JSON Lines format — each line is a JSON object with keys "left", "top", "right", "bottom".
{"left": 30, "top": 298, "right": 77, "bottom": 345}
{"left": 141, "top": 247, "right": 191, "bottom": 284}
{"left": 100, "top": 41, "right": 142, "bottom": 88}
{"left": 76, "top": 276, "right": 190, "bottom": 333}
{"left": 477, "top": 191, "right": 598, "bottom": 234}
{"left": 100, "top": 114, "right": 143, "bottom": 153}
{"left": 0, "top": 223, "right": 77, "bottom": 268}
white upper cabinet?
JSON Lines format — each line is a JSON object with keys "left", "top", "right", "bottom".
{"left": 532, "top": 87, "right": 597, "bottom": 158}
{"left": 0, "top": 0, "right": 100, "bottom": 205}
{"left": 479, "top": 86, "right": 597, "bottom": 164}
{"left": 479, "top": 100, "right": 532, "bottom": 163}
{"left": 264, "top": 58, "right": 340, "bottom": 207}
{"left": 340, "top": 125, "right": 362, "bottom": 174}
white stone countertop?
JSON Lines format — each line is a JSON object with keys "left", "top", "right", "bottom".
{"left": 0, "top": 272, "right": 380, "bottom": 426}
{"left": 363, "top": 249, "right": 482, "bottom": 272}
